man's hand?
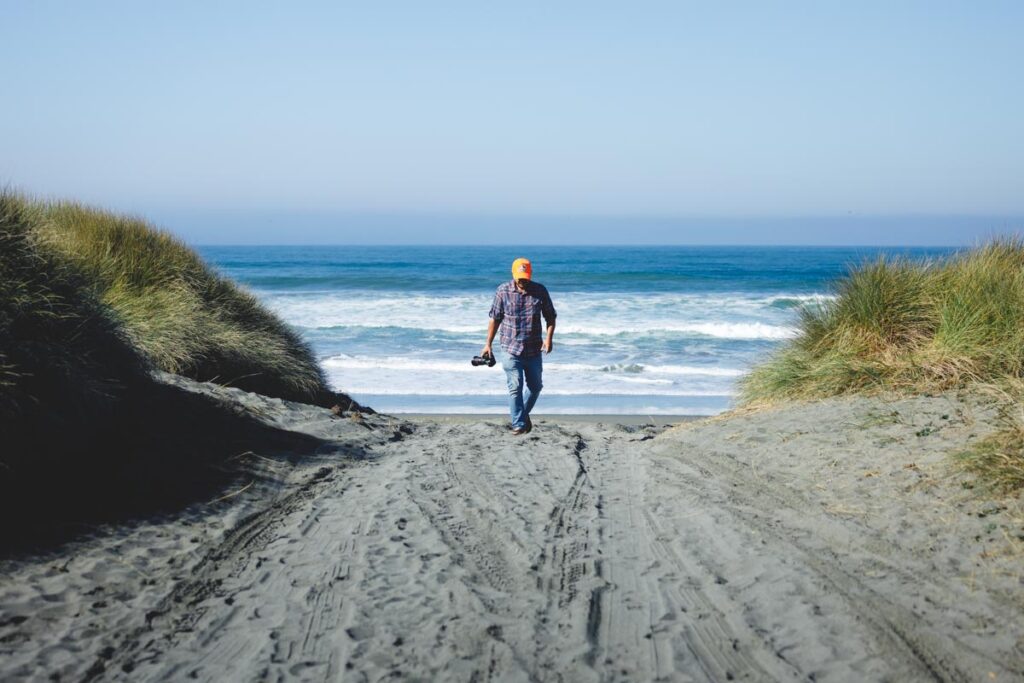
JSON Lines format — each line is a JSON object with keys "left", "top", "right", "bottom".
{"left": 542, "top": 340, "right": 553, "bottom": 354}
{"left": 481, "top": 344, "right": 493, "bottom": 358}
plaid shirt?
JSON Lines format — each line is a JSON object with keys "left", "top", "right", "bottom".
{"left": 489, "top": 280, "right": 557, "bottom": 357}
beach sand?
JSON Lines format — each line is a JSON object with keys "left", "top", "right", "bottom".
{"left": 1, "top": 376, "right": 1022, "bottom": 681}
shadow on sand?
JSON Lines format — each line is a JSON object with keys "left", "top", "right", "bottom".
{"left": 0, "top": 380, "right": 329, "bottom": 555}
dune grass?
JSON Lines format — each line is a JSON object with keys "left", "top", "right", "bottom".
{"left": 742, "top": 239, "right": 1024, "bottom": 493}
{"left": 0, "top": 193, "right": 150, "bottom": 483}
{"left": 957, "top": 418, "right": 1024, "bottom": 495}
{"left": 0, "top": 194, "right": 148, "bottom": 418}
{"left": 952, "top": 381, "right": 1024, "bottom": 496}
{"left": 742, "top": 241, "right": 1024, "bottom": 402}
{"left": 33, "top": 200, "right": 331, "bottom": 403}
{"left": 0, "top": 191, "right": 359, "bottom": 539}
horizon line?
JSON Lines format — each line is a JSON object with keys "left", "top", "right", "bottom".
{"left": 192, "top": 242, "right": 980, "bottom": 249}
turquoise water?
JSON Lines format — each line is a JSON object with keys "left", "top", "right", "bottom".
{"left": 200, "top": 246, "right": 956, "bottom": 415}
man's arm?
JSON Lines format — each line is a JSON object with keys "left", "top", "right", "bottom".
{"left": 482, "top": 318, "right": 499, "bottom": 357}
{"left": 483, "top": 288, "right": 503, "bottom": 357}
{"left": 542, "top": 287, "right": 556, "bottom": 354}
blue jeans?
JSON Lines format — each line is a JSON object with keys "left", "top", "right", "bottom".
{"left": 502, "top": 352, "right": 543, "bottom": 429}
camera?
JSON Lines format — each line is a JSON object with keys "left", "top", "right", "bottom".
{"left": 471, "top": 352, "right": 496, "bottom": 367}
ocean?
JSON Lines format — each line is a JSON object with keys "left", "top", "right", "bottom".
{"left": 199, "top": 245, "right": 956, "bottom": 415}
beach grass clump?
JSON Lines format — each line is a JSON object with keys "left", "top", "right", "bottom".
{"left": 743, "top": 240, "right": 1024, "bottom": 495}
{"left": 957, "top": 426, "right": 1024, "bottom": 495}
{"left": 0, "top": 191, "right": 359, "bottom": 540}
{"left": 0, "top": 193, "right": 149, "bottom": 464}
{"left": 955, "top": 385, "right": 1024, "bottom": 495}
{"left": 742, "top": 240, "right": 1024, "bottom": 404}
{"left": 34, "top": 200, "right": 331, "bottom": 403}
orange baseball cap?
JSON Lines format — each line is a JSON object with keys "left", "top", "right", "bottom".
{"left": 512, "top": 257, "right": 532, "bottom": 280}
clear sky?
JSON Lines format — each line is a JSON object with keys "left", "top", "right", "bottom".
{"left": 2, "top": 1, "right": 1022, "bottom": 245}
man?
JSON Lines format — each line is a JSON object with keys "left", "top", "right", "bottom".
{"left": 482, "top": 257, "right": 557, "bottom": 435}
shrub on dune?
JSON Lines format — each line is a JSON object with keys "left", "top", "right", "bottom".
{"left": 35, "top": 201, "right": 332, "bottom": 404}
{"left": 956, "top": 394, "right": 1024, "bottom": 495}
{"left": 743, "top": 241, "right": 1024, "bottom": 402}
{"left": 0, "top": 193, "right": 148, "bottom": 477}
{"left": 742, "top": 239, "right": 1024, "bottom": 492}
{"left": 0, "top": 192, "right": 362, "bottom": 538}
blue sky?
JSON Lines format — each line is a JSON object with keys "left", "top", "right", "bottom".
{"left": 2, "top": 1, "right": 1022, "bottom": 245}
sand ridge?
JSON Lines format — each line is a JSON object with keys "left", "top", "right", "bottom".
{"left": 1, "top": 378, "right": 1022, "bottom": 681}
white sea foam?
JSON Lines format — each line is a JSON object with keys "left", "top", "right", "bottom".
{"left": 764, "top": 294, "right": 835, "bottom": 305}
{"left": 259, "top": 288, "right": 807, "bottom": 411}
{"left": 550, "top": 322, "right": 797, "bottom": 339}
{"left": 340, "top": 388, "right": 735, "bottom": 397}
{"left": 321, "top": 355, "right": 747, "bottom": 377}
{"left": 613, "top": 376, "right": 675, "bottom": 386}
{"left": 309, "top": 321, "right": 796, "bottom": 340}
{"left": 639, "top": 364, "right": 745, "bottom": 377}
{"left": 263, "top": 291, "right": 820, "bottom": 340}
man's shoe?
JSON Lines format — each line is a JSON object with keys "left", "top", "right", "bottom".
{"left": 523, "top": 415, "right": 533, "bottom": 433}
{"left": 511, "top": 427, "right": 527, "bottom": 435}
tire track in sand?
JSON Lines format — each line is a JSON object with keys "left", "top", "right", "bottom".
{"left": 643, "top": 433, "right": 1018, "bottom": 682}
{"left": 76, "top": 416, "right": 1016, "bottom": 682}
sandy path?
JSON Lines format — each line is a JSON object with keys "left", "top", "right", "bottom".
{"left": 2, "top": 384, "right": 1022, "bottom": 681}
{"left": 96, "top": 420, "right": 804, "bottom": 682}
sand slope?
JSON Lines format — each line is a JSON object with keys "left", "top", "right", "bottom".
{"left": 1, "top": 380, "right": 1022, "bottom": 681}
